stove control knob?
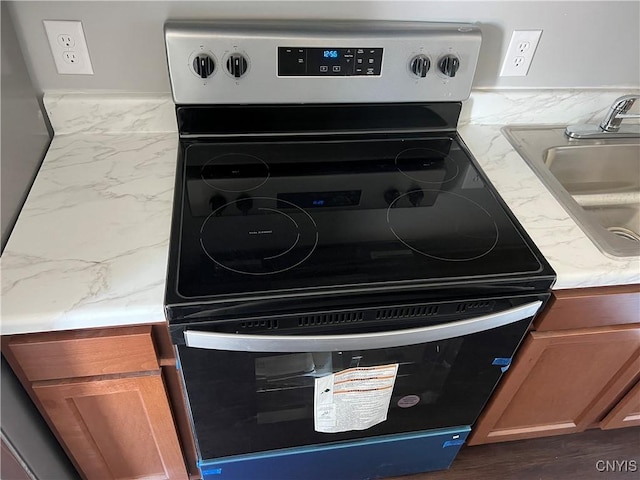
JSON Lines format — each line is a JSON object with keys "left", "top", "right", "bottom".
{"left": 409, "top": 55, "right": 430, "bottom": 78}
{"left": 408, "top": 188, "right": 425, "bottom": 207}
{"left": 193, "top": 54, "right": 215, "bottom": 79}
{"left": 226, "top": 54, "right": 248, "bottom": 78}
{"left": 438, "top": 55, "right": 460, "bottom": 78}
{"left": 384, "top": 188, "right": 401, "bottom": 206}
{"left": 236, "top": 194, "right": 253, "bottom": 214}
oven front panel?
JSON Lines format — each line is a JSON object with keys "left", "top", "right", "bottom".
{"left": 176, "top": 304, "right": 533, "bottom": 462}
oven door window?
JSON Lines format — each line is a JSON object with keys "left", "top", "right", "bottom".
{"left": 176, "top": 317, "right": 530, "bottom": 461}
{"left": 254, "top": 346, "right": 457, "bottom": 426}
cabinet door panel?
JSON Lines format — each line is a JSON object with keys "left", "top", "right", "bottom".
{"left": 33, "top": 373, "right": 187, "bottom": 480}
{"left": 600, "top": 380, "right": 640, "bottom": 430}
{"left": 468, "top": 325, "right": 640, "bottom": 445}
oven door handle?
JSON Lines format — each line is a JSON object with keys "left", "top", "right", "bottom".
{"left": 183, "top": 300, "right": 542, "bottom": 352}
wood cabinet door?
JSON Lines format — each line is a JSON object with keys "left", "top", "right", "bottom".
{"left": 33, "top": 372, "right": 187, "bottom": 480}
{"left": 468, "top": 325, "right": 640, "bottom": 445}
{"left": 600, "top": 380, "right": 640, "bottom": 430}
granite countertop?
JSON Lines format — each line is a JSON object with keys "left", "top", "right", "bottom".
{"left": 1, "top": 90, "right": 638, "bottom": 336}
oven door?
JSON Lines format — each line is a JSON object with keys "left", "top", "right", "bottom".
{"left": 176, "top": 295, "right": 544, "bottom": 478}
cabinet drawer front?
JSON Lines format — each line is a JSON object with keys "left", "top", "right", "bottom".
{"left": 7, "top": 326, "right": 159, "bottom": 381}
{"left": 535, "top": 285, "right": 640, "bottom": 331}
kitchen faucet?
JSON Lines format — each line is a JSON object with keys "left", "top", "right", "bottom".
{"left": 565, "top": 94, "right": 640, "bottom": 139}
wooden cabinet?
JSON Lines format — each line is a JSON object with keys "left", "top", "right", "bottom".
{"left": 469, "top": 284, "right": 640, "bottom": 445}
{"left": 33, "top": 373, "right": 186, "bottom": 479}
{"left": 2, "top": 325, "right": 196, "bottom": 480}
{"left": 600, "top": 380, "right": 640, "bottom": 430}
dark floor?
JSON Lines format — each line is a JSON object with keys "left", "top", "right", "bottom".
{"left": 389, "top": 428, "right": 640, "bottom": 480}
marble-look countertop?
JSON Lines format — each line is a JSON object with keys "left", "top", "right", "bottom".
{"left": 460, "top": 89, "right": 639, "bottom": 288}
{"left": 1, "top": 95, "right": 178, "bottom": 335}
{"left": 459, "top": 124, "right": 639, "bottom": 289}
{"left": 1, "top": 90, "right": 638, "bottom": 336}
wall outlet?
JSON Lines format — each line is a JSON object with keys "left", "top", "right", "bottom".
{"left": 62, "top": 51, "right": 80, "bottom": 64}
{"left": 500, "top": 30, "right": 542, "bottom": 77}
{"left": 43, "top": 20, "right": 93, "bottom": 75}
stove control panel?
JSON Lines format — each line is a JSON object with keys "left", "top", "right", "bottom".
{"left": 278, "top": 47, "right": 383, "bottom": 77}
{"left": 165, "top": 21, "right": 482, "bottom": 104}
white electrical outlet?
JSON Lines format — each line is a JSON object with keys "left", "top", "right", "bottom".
{"left": 43, "top": 20, "right": 93, "bottom": 75}
{"left": 500, "top": 30, "right": 542, "bottom": 77}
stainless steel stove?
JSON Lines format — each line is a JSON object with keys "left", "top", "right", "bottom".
{"left": 163, "top": 21, "right": 555, "bottom": 480}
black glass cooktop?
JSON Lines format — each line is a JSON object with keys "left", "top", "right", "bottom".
{"left": 166, "top": 134, "right": 550, "bottom": 309}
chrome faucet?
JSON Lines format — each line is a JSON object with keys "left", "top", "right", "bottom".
{"left": 565, "top": 94, "right": 640, "bottom": 139}
{"left": 599, "top": 94, "right": 640, "bottom": 131}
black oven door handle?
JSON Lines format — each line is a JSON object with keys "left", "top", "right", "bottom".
{"left": 183, "top": 300, "right": 542, "bottom": 352}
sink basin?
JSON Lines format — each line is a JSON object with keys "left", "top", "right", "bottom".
{"left": 544, "top": 144, "right": 640, "bottom": 195}
{"left": 582, "top": 205, "right": 640, "bottom": 243}
{"left": 502, "top": 126, "right": 640, "bottom": 257}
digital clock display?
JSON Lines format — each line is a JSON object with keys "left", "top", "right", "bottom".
{"left": 278, "top": 47, "right": 383, "bottom": 76}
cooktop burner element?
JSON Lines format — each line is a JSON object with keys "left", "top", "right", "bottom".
{"left": 395, "top": 148, "right": 459, "bottom": 185}
{"left": 200, "top": 197, "right": 318, "bottom": 275}
{"left": 201, "top": 153, "right": 270, "bottom": 192}
{"left": 387, "top": 190, "right": 499, "bottom": 262}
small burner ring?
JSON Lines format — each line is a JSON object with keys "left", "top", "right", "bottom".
{"left": 201, "top": 153, "right": 270, "bottom": 193}
{"left": 395, "top": 148, "right": 459, "bottom": 184}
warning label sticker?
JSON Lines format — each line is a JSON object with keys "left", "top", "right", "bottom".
{"left": 314, "top": 363, "right": 399, "bottom": 433}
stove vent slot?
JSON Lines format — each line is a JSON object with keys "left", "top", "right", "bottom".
{"left": 375, "top": 305, "right": 439, "bottom": 320}
{"left": 240, "top": 319, "right": 279, "bottom": 330}
{"left": 298, "top": 312, "right": 364, "bottom": 327}
{"left": 456, "top": 301, "right": 493, "bottom": 313}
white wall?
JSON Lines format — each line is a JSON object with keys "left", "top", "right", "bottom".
{"left": 1, "top": 1, "right": 51, "bottom": 251}
{"left": 7, "top": 0, "right": 640, "bottom": 94}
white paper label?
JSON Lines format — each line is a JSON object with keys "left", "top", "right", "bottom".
{"left": 314, "top": 363, "right": 399, "bottom": 433}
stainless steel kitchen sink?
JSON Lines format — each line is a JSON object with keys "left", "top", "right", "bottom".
{"left": 544, "top": 144, "right": 640, "bottom": 194}
{"left": 502, "top": 126, "right": 640, "bottom": 257}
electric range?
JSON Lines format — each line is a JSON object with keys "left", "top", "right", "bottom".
{"left": 163, "top": 21, "right": 555, "bottom": 480}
